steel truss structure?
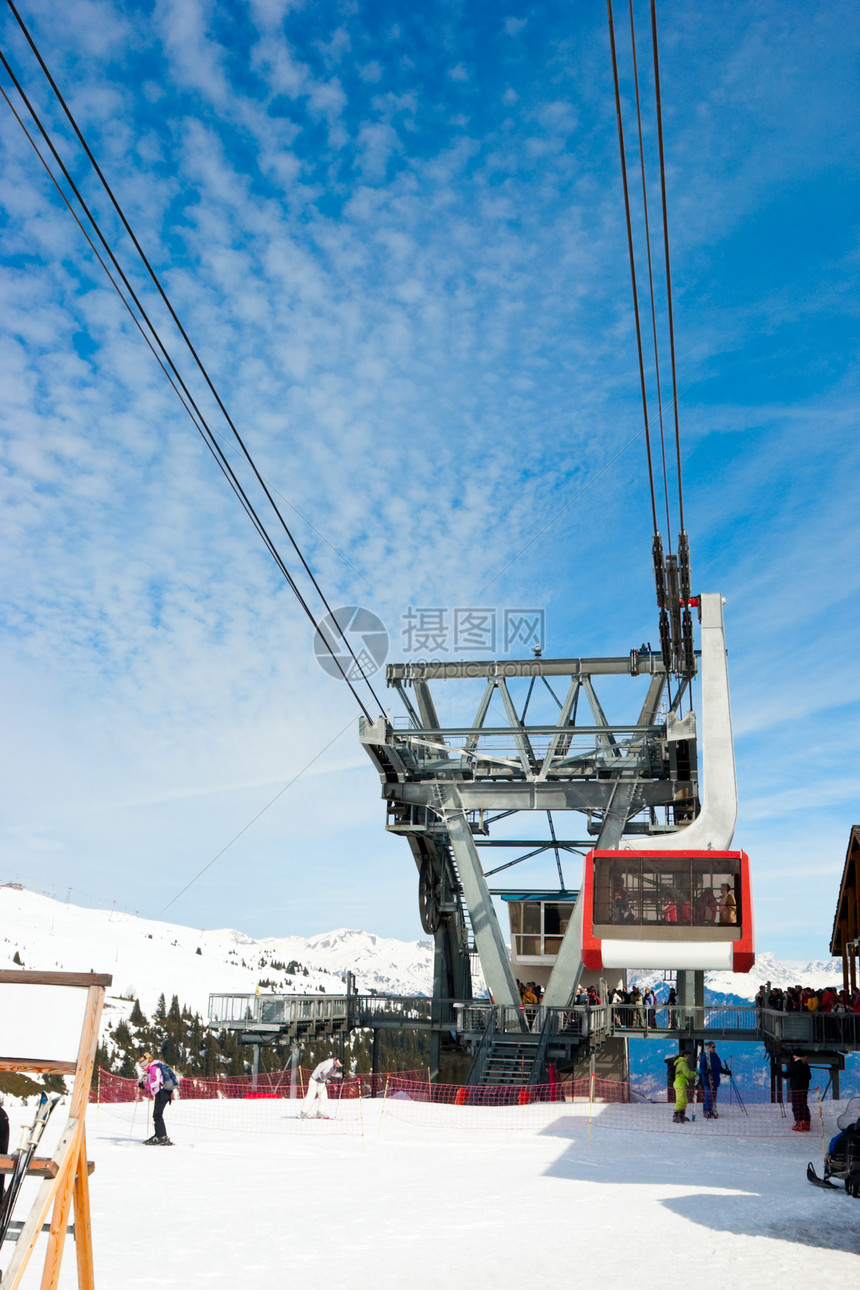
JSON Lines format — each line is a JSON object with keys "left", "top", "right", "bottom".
{"left": 360, "top": 593, "right": 738, "bottom": 1015}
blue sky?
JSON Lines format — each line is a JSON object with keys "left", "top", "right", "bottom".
{"left": 1, "top": 0, "right": 858, "bottom": 963}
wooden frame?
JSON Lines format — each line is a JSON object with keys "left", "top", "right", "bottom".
{"left": 830, "top": 826, "right": 859, "bottom": 994}
{"left": 0, "top": 969, "right": 111, "bottom": 1290}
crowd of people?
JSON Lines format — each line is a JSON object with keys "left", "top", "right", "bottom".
{"left": 611, "top": 882, "right": 737, "bottom": 926}
{"left": 607, "top": 985, "right": 664, "bottom": 1029}
{"left": 516, "top": 980, "right": 545, "bottom": 1006}
{"left": 519, "top": 980, "right": 682, "bottom": 1029}
{"left": 755, "top": 983, "right": 860, "bottom": 1013}
{"left": 516, "top": 977, "right": 860, "bottom": 1043}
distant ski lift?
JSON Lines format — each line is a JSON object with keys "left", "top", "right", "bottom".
{"left": 580, "top": 849, "right": 754, "bottom": 973}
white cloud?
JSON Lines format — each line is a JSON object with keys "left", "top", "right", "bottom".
{"left": 0, "top": 0, "right": 856, "bottom": 963}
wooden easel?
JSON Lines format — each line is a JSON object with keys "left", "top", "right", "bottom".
{"left": 0, "top": 970, "right": 111, "bottom": 1290}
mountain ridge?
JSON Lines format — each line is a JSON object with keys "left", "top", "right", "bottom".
{"left": 0, "top": 884, "right": 844, "bottom": 1021}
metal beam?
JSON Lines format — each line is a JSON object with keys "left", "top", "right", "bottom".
{"left": 465, "top": 680, "right": 496, "bottom": 755}
{"left": 396, "top": 724, "right": 662, "bottom": 737}
{"left": 619, "top": 593, "right": 737, "bottom": 853}
{"left": 384, "top": 781, "right": 684, "bottom": 811}
{"left": 387, "top": 655, "right": 669, "bottom": 680}
{"left": 538, "top": 782, "right": 642, "bottom": 1009}
{"left": 540, "top": 673, "right": 666, "bottom": 1009}
{"left": 582, "top": 676, "right": 621, "bottom": 759}
{"left": 474, "top": 839, "right": 591, "bottom": 848}
{"left": 496, "top": 677, "right": 534, "bottom": 774}
{"left": 440, "top": 795, "right": 521, "bottom": 1009}
{"left": 412, "top": 680, "right": 442, "bottom": 730}
{"left": 536, "top": 677, "right": 580, "bottom": 782}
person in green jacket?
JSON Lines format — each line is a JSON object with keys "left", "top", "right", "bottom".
{"left": 672, "top": 1050, "right": 697, "bottom": 1123}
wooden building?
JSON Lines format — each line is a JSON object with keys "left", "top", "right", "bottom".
{"left": 830, "top": 825, "right": 860, "bottom": 993}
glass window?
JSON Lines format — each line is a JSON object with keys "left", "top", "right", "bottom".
{"left": 593, "top": 855, "right": 740, "bottom": 928}
{"left": 522, "top": 904, "right": 541, "bottom": 934}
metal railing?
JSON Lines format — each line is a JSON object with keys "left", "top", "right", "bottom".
{"left": 209, "top": 992, "right": 455, "bottom": 1031}
{"left": 209, "top": 993, "right": 860, "bottom": 1055}
{"left": 610, "top": 1004, "right": 757, "bottom": 1033}
{"left": 208, "top": 994, "right": 260, "bottom": 1025}
{"left": 456, "top": 1003, "right": 607, "bottom": 1044}
{"left": 759, "top": 1008, "right": 860, "bottom": 1048}
{"left": 208, "top": 993, "right": 351, "bottom": 1028}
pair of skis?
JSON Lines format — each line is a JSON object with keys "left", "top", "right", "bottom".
{"left": 0, "top": 1093, "right": 62, "bottom": 1249}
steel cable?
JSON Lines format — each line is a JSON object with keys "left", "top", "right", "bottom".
{"left": 2, "top": 0, "right": 387, "bottom": 718}
{"left": 650, "top": 0, "right": 685, "bottom": 535}
{"left": 0, "top": 43, "right": 377, "bottom": 720}
{"left": 606, "top": 0, "right": 660, "bottom": 540}
{"left": 627, "top": 0, "right": 673, "bottom": 550}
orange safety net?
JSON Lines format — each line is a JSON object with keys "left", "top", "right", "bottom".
{"left": 92, "top": 1068, "right": 430, "bottom": 1103}
{"left": 91, "top": 1068, "right": 842, "bottom": 1140}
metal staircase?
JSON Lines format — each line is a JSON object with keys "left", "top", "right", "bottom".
{"left": 470, "top": 1033, "right": 541, "bottom": 1086}
{"left": 466, "top": 1005, "right": 602, "bottom": 1085}
{"left": 467, "top": 1007, "right": 555, "bottom": 1085}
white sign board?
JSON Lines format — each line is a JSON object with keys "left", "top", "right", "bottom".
{"left": 1, "top": 985, "right": 89, "bottom": 1063}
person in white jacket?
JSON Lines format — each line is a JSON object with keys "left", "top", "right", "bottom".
{"left": 300, "top": 1057, "right": 342, "bottom": 1118}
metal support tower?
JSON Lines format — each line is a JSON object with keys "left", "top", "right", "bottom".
{"left": 360, "top": 593, "right": 736, "bottom": 1023}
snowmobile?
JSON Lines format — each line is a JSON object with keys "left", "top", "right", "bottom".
{"left": 807, "top": 1097, "right": 860, "bottom": 1197}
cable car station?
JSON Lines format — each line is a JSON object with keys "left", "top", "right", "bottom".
{"left": 186, "top": 3, "right": 856, "bottom": 1105}
{"left": 209, "top": 591, "right": 859, "bottom": 1098}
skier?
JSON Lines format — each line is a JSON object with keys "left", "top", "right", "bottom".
{"left": 138, "top": 1052, "right": 177, "bottom": 1145}
{"left": 300, "top": 1057, "right": 343, "bottom": 1119}
{"left": 698, "top": 1042, "right": 730, "bottom": 1118}
{"left": 672, "top": 1050, "right": 697, "bottom": 1123}
{"left": 783, "top": 1053, "right": 812, "bottom": 1132}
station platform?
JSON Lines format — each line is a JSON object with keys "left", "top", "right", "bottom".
{"left": 208, "top": 991, "right": 859, "bottom": 1090}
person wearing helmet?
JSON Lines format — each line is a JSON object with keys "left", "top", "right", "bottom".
{"left": 299, "top": 1057, "right": 343, "bottom": 1119}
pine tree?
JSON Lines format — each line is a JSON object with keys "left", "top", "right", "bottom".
{"left": 118, "top": 1052, "right": 138, "bottom": 1079}
{"left": 113, "top": 1021, "right": 132, "bottom": 1049}
{"left": 92, "top": 1042, "right": 114, "bottom": 1083}
{"left": 129, "top": 998, "right": 147, "bottom": 1026}
{"left": 155, "top": 993, "right": 167, "bottom": 1021}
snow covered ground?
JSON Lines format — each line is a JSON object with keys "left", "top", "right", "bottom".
{"left": 5, "top": 1095, "right": 858, "bottom": 1288}
{"left": 2, "top": 885, "right": 856, "bottom": 1286}
{"left": 0, "top": 885, "right": 439, "bottom": 1013}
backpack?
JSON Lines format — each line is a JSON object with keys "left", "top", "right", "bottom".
{"left": 156, "top": 1061, "right": 178, "bottom": 1092}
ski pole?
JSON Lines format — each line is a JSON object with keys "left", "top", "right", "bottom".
{"left": 0, "top": 1094, "right": 61, "bottom": 1248}
{"left": 377, "top": 1074, "right": 390, "bottom": 1143}
{"left": 729, "top": 1072, "right": 747, "bottom": 1115}
{"left": 358, "top": 1077, "right": 365, "bottom": 1152}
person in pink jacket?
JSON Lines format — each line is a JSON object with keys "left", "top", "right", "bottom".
{"left": 138, "top": 1052, "right": 176, "bottom": 1145}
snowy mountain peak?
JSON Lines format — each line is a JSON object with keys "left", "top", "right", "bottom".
{"left": 631, "top": 948, "right": 843, "bottom": 1000}
{"left": 0, "top": 887, "right": 435, "bottom": 1014}
{"left": 0, "top": 885, "right": 843, "bottom": 1017}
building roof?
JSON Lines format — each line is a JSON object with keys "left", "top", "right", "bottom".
{"left": 830, "top": 825, "right": 860, "bottom": 955}
{"left": 488, "top": 889, "right": 579, "bottom": 902}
